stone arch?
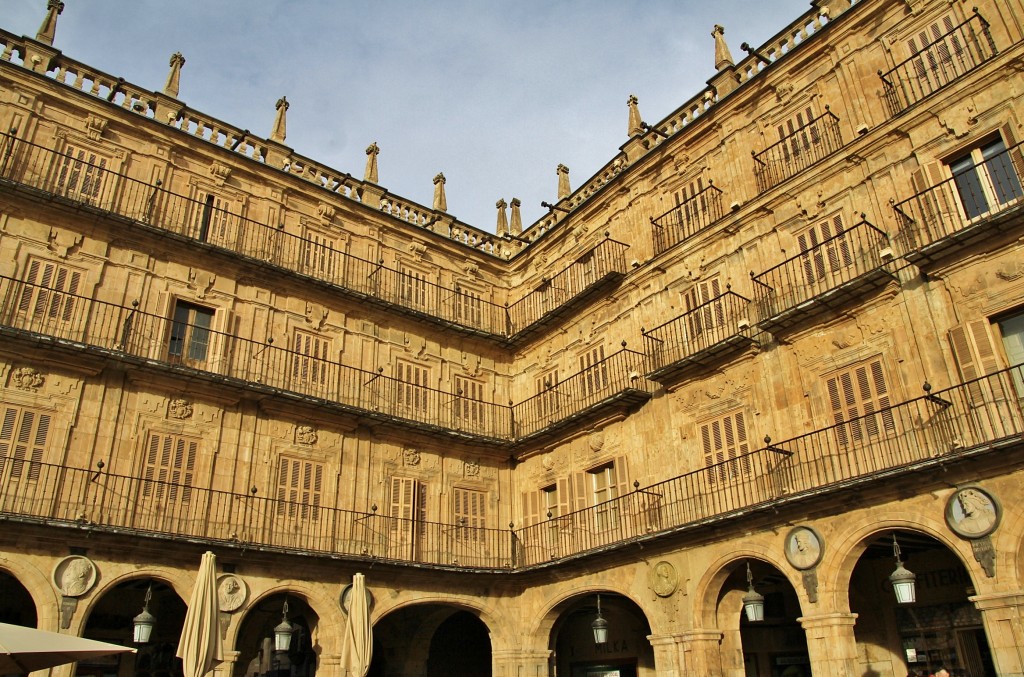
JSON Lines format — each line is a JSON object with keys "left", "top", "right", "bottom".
{"left": 232, "top": 584, "right": 324, "bottom": 677}
{"left": 529, "top": 581, "right": 649, "bottom": 642}
{"left": 0, "top": 554, "right": 62, "bottom": 630}
{"left": 66, "top": 566, "right": 193, "bottom": 636}
{"left": 990, "top": 488, "right": 1024, "bottom": 586}
{"left": 371, "top": 589, "right": 506, "bottom": 640}
{"left": 692, "top": 545, "right": 794, "bottom": 629}
{"left": 824, "top": 510, "right": 986, "bottom": 613}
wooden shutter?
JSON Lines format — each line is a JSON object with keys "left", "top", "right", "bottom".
{"left": 0, "top": 406, "right": 49, "bottom": 481}
{"left": 276, "top": 457, "right": 323, "bottom": 520}
{"left": 454, "top": 487, "right": 486, "bottom": 533}
{"left": 302, "top": 230, "right": 337, "bottom": 280}
{"left": 572, "top": 471, "right": 588, "bottom": 512}
{"left": 20, "top": 259, "right": 82, "bottom": 322}
{"left": 454, "top": 376, "right": 485, "bottom": 429}
{"left": 56, "top": 144, "right": 108, "bottom": 203}
{"left": 950, "top": 320, "right": 1008, "bottom": 404}
{"left": 396, "top": 360, "right": 430, "bottom": 413}
{"left": 701, "top": 410, "right": 750, "bottom": 483}
{"left": 826, "top": 358, "right": 895, "bottom": 446}
{"left": 685, "top": 277, "right": 723, "bottom": 337}
{"left": 292, "top": 330, "right": 331, "bottom": 387}
{"left": 143, "top": 433, "right": 198, "bottom": 503}
{"left": 389, "top": 476, "right": 426, "bottom": 559}
{"left": 522, "top": 490, "right": 541, "bottom": 527}
{"left": 400, "top": 265, "right": 429, "bottom": 308}
{"left": 579, "top": 345, "right": 608, "bottom": 396}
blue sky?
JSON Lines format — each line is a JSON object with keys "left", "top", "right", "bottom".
{"left": 4, "top": 0, "right": 815, "bottom": 232}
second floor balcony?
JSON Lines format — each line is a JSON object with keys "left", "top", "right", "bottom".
{"left": 892, "top": 137, "right": 1024, "bottom": 269}
{"left": 752, "top": 107, "right": 843, "bottom": 193}
{"left": 751, "top": 218, "right": 895, "bottom": 335}
{"left": 650, "top": 182, "right": 724, "bottom": 255}
{"left": 642, "top": 289, "right": 757, "bottom": 385}
{"left": 3, "top": 362, "right": 1021, "bottom": 571}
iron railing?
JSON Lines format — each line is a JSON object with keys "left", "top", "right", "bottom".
{"left": 892, "top": 138, "right": 1024, "bottom": 256}
{"left": 642, "top": 290, "right": 755, "bottom": 380}
{"left": 650, "top": 182, "right": 724, "bottom": 255}
{"left": 4, "top": 364, "right": 1018, "bottom": 570}
{"left": 0, "top": 130, "right": 511, "bottom": 336}
{"left": 512, "top": 348, "right": 655, "bottom": 440}
{"left": 752, "top": 108, "right": 843, "bottom": 193}
{"left": 0, "top": 273, "right": 514, "bottom": 441}
{"left": 506, "top": 237, "right": 629, "bottom": 338}
{"left": 751, "top": 219, "right": 893, "bottom": 329}
{"left": 878, "top": 10, "right": 997, "bottom": 118}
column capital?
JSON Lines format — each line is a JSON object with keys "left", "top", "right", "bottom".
{"left": 970, "top": 591, "right": 1024, "bottom": 610}
{"left": 797, "top": 611, "right": 859, "bottom": 630}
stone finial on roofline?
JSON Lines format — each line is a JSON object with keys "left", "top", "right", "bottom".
{"left": 270, "top": 96, "right": 289, "bottom": 143}
{"left": 433, "top": 173, "right": 447, "bottom": 212}
{"left": 365, "top": 142, "right": 380, "bottom": 184}
{"left": 495, "top": 199, "right": 508, "bottom": 236}
{"left": 163, "top": 52, "right": 186, "bottom": 99}
{"left": 36, "top": 0, "right": 64, "bottom": 46}
{"left": 557, "top": 164, "right": 571, "bottom": 200}
{"left": 712, "top": 24, "right": 734, "bottom": 71}
{"left": 510, "top": 198, "right": 523, "bottom": 235}
{"left": 627, "top": 95, "right": 643, "bottom": 138}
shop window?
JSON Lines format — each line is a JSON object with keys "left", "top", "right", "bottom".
{"left": 167, "top": 300, "right": 214, "bottom": 368}
{"left": 0, "top": 405, "right": 49, "bottom": 482}
{"left": 276, "top": 456, "right": 323, "bottom": 520}
{"left": 946, "top": 135, "right": 1023, "bottom": 220}
{"left": 700, "top": 409, "right": 751, "bottom": 484}
{"left": 141, "top": 432, "right": 197, "bottom": 503}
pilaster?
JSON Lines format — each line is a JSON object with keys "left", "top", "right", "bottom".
{"left": 971, "top": 591, "right": 1024, "bottom": 676}
{"left": 679, "top": 629, "right": 725, "bottom": 676}
{"left": 491, "top": 648, "right": 551, "bottom": 677}
{"left": 797, "top": 612, "right": 858, "bottom": 677}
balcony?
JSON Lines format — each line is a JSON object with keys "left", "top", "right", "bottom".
{"left": 0, "top": 273, "right": 514, "bottom": 443}
{"left": 650, "top": 182, "right": 724, "bottom": 255}
{"left": 642, "top": 290, "right": 757, "bottom": 385}
{"left": 751, "top": 219, "right": 896, "bottom": 335}
{"left": 4, "top": 365, "right": 1021, "bottom": 571}
{"left": 511, "top": 348, "right": 655, "bottom": 445}
{"left": 752, "top": 107, "right": 843, "bottom": 193}
{"left": 878, "top": 10, "right": 997, "bottom": 119}
{"left": 506, "top": 237, "right": 629, "bottom": 341}
{"left": 892, "top": 139, "right": 1024, "bottom": 269}
{"left": 0, "top": 130, "right": 609, "bottom": 343}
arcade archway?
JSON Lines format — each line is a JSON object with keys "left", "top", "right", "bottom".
{"left": 369, "top": 603, "right": 492, "bottom": 677}
{"left": 549, "top": 592, "right": 653, "bottom": 677}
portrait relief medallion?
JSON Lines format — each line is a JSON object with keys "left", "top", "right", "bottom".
{"left": 217, "top": 573, "right": 249, "bottom": 612}
{"left": 946, "top": 486, "right": 1000, "bottom": 539}
{"left": 784, "top": 526, "right": 824, "bottom": 570}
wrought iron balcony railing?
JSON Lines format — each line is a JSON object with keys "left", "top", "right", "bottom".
{"left": 642, "top": 290, "right": 757, "bottom": 384}
{"left": 0, "top": 131, "right": 624, "bottom": 342}
{"left": 0, "top": 273, "right": 514, "bottom": 442}
{"left": 752, "top": 107, "right": 843, "bottom": 193}
{"left": 513, "top": 364, "right": 1024, "bottom": 567}
{"left": 878, "top": 10, "right": 997, "bottom": 119}
{"left": 650, "top": 182, "right": 724, "bottom": 255}
{"left": 511, "top": 348, "right": 655, "bottom": 442}
{"left": 751, "top": 219, "right": 895, "bottom": 334}
{"left": 3, "top": 364, "right": 1020, "bottom": 571}
{"left": 506, "top": 236, "right": 629, "bottom": 340}
{"left": 891, "top": 138, "right": 1024, "bottom": 267}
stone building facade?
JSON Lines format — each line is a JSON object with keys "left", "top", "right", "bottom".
{"left": 1, "top": 0, "right": 1024, "bottom": 675}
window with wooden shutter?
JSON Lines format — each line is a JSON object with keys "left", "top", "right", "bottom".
{"left": 453, "top": 487, "right": 486, "bottom": 541}
{"left": 946, "top": 136, "right": 1023, "bottom": 221}
{"left": 579, "top": 345, "right": 608, "bottom": 397}
{"left": 141, "top": 432, "right": 198, "bottom": 503}
{"left": 797, "top": 214, "right": 853, "bottom": 285}
{"left": 19, "top": 258, "right": 83, "bottom": 325}
{"left": 779, "top": 105, "right": 821, "bottom": 161}
{"left": 454, "top": 284, "right": 483, "bottom": 326}
{"left": 191, "top": 191, "right": 235, "bottom": 245}
{"left": 588, "top": 457, "right": 628, "bottom": 531}
{"left": 700, "top": 409, "right": 751, "bottom": 484}
{"left": 55, "top": 143, "right": 109, "bottom": 204}
{"left": 292, "top": 330, "right": 331, "bottom": 389}
{"left": 399, "top": 265, "right": 429, "bottom": 308}
{"left": 0, "top": 405, "right": 49, "bottom": 482}
{"left": 453, "top": 375, "right": 486, "bottom": 431}
{"left": 167, "top": 301, "right": 215, "bottom": 368}
{"left": 825, "top": 358, "right": 896, "bottom": 446}
{"left": 536, "top": 369, "right": 561, "bottom": 418}
{"left": 907, "top": 15, "right": 965, "bottom": 94}
{"left": 996, "top": 311, "right": 1024, "bottom": 398}
{"left": 396, "top": 360, "right": 430, "bottom": 414}
{"left": 276, "top": 456, "right": 323, "bottom": 520}
{"left": 684, "top": 276, "right": 724, "bottom": 340}
{"left": 389, "top": 476, "right": 427, "bottom": 560}
{"left": 950, "top": 319, "right": 1010, "bottom": 406}
{"left": 301, "top": 229, "right": 338, "bottom": 281}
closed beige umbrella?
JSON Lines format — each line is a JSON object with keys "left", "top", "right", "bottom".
{"left": 340, "top": 573, "right": 373, "bottom": 676}
{"left": 176, "top": 551, "right": 223, "bottom": 677}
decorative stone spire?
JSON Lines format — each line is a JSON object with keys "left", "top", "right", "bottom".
{"left": 627, "top": 94, "right": 643, "bottom": 138}
{"left": 495, "top": 199, "right": 508, "bottom": 236}
{"left": 510, "top": 198, "right": 523, "bottom": 235}
{"left": 270, "top": 96, "right": 289, "bottom": 143}
{"left": 557, "top": 164, "right": 571, "bottom": 200}
{"left": 364, "top": 142, "right": 380, "bottom": 184}
{"left": 433, "top": 173, "right": 447, "bottom": 212}
{"left": 162, "top": 52, "right": 185, "bottom": 99}
{"left": 36, "top": 0, "right": 64, "bottom": 46}
{"left": 712, "top": 25, "right": 734, "bottom": 70}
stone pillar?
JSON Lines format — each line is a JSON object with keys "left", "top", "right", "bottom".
{"left": 971, "top": 591, "right": 1024, "bottom": 676}
{"left": 215, "top": 650, "right": 239, "bottom": 677}
{"left": 679, "top": 629, "right": 724, "bottom": 676}
{"left": 797, "top": 612, "right": 858, "bottom": 677}
{"left": 491, "top": 648, "right": 551, "bottom": 677}
{"left": 317, "top": 652, "right": 342, "bottom": 677}
{"left": 646, "top": 633, "right": 682, "bottom": 677}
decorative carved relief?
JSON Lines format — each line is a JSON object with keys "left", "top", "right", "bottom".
{"left": 305, "top": 302, "right": 329, "bottom": 330}
{"left": 971, "top": 536, "right": 996, "bottom": 578}
{"left": 85, "top": 114, "right": 107, "bottom": 141}
{"left": 652, "top": 561, "right": 678, "bottom": 597}
{"left": 188, "top": 269, "right": 216, "bottom": 298}
{"left": 217, "top": 574, "right": 249, "bottom": 612}
{"left": 168, "top": 398, "right": 193, "bottom": 419}
{"left": 463, "top": 262, "right": 480, "bottom": 277}
{"left": 11, "top": 366, "right": 44, "bottom": 390}
{"left": 317, "top": 202, "right": 336, "bottom": 225}
{"left": 464, "top": 460, "right": 480, "bottom": 477}
{"left": 403, "top": 448, "right": 421, "bottom": 466}
{"left": 53, "top": 555, "right": 97, "bottom": 597}
{"left": 209, "top": 161, "right": 232, "bottom": 186}
{"left": 940, "top": 104, "right": 977, "bottom": 139}
{"left": 296, "top": 424, "right": 318, "bottom": 445}
{"left": 48, "top": 228, "right": 81, "bottom": 258}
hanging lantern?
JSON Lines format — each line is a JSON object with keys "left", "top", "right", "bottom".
{"left": 273, "top": 598, "right": 294, "bottom": 652}
{"left": 132, "top": 584, "right": 156, "bottom": 644}
{"left": 742, "top": 562, "right": 765, "bottom": 622}
{"left": 591, "top": 594, "right": 609, "bottom": 645}
{"left": 889, "top": 534, "right": 917, "bottom": 604}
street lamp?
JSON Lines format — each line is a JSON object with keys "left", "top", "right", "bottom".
{"left": 742, "top": 562, "right": 765, "bottom": 622}
{"left": 273, "top": 598, "right": 294, "bottom": 652}
{"left": 591, "top": 594, "right": 608, "bottom": 645}
{"left": 889, "top": 534, "right": 917, "bottom": 604}
{"left": 132, "top": 584, "right": 155, "bottom": 644}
